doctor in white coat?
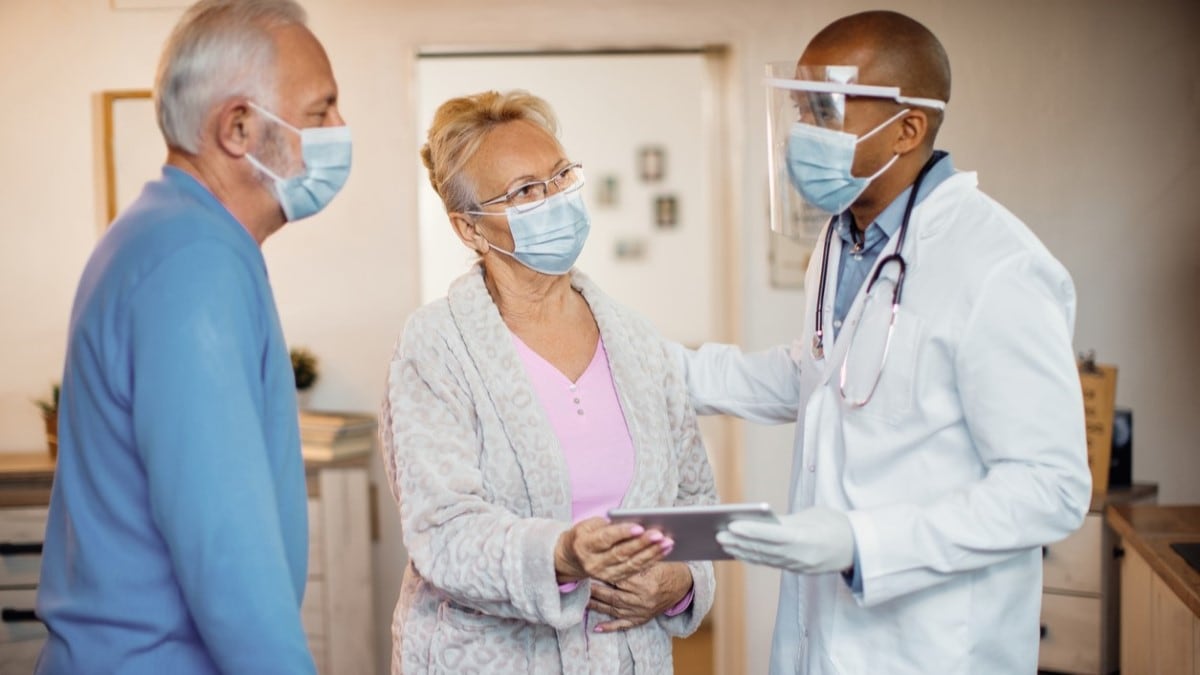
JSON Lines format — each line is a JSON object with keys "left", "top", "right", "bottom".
{"left": 673, "top": 11, "right": 1092, "bottom": 674}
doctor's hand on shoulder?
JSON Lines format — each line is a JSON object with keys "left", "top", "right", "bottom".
{"left": 717, "top": 507, "right": 854, "bottom": 574}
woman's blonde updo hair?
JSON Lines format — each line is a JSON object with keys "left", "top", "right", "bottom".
{"left": 421, "top": 90, "right": 561, "bottom": 214}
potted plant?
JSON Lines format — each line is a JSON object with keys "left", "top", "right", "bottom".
{"left": 290, "top": 347, "right": 319, "bottom": 409}
{"left": 33, "top": 382, "right": 60, "bottom": 460}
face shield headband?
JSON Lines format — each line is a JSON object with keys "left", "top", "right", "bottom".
{"left": 765, "top": 69, "right": 947, "bottom": 239}
{"left": 763, "top": 78, "right": 947, "bottom": 111}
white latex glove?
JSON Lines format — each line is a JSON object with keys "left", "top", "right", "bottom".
{"left": 716, "top": 507, "right": 855, "bottom": 574}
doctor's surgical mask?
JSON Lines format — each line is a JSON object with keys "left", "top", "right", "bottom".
{"left": 765, "top": 63, "right": 947, "bottom": 236}
{"left": 467, "top": 171, "right": 591, "bottom": 276}
{"left": 244, "top": 101, "right": 353, "bottom": 222}
{"left": 786, "top": 109, "right": 908, "bottom": 215}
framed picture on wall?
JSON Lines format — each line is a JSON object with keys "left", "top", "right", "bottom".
{"left": 638, "top": 145, "right": 665, "bottom": 182}
{"left": 100, "top": 89, "right": 158, "bottom": 225}
{"left": 596, "top": 174, "right": 619, "bottom": 207}
{"left": 654, "top": 195, "right": 678, "bottom": 229}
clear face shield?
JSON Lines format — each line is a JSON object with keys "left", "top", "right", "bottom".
{"left": 765, "top": 62, "right": 946, "bottom": 239}
{"left": 766, "top": 63, "right": 858, "bottom": 240}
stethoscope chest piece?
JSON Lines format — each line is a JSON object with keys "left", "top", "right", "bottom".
{"left": 812, "top": 332, "right": 825, "bottom": 360}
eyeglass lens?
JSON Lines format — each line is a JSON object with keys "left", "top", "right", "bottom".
{"left": 507, "top": 165, "right": 583, "bottom": 212}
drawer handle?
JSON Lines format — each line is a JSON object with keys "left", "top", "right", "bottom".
{"left": 1040, "top": 623, "right": 1048, "bottom": 640}
{"left": 1041, "top": 546, "right": 1048, "bottom": 559}
{"left": 0, "top": 542, "right": 43, "bottom": 556}
{"left": 1, "top": 608, "right": 42, "bottom": 624}
{"left": 1113, "top": 546, "right": 1125, "bottom": 560}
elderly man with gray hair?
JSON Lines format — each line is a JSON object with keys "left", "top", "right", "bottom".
{"left": 34, "top": 1, "right": 349, "bottom": 673}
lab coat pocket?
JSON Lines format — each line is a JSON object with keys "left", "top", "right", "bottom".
{"left": 831, "top": 577, "right": 970, "bottom": 674}
{"left": 841, "top": 310, "right": 923, "bottom": 425}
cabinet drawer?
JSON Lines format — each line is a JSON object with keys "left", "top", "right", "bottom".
{"left": 1044, "top": 514, "right": 1102, "bottom": 595}
{"left": 0, "top": 639, "right": 44, "bottom": 673}
{"left": 0, "top": 508, "right": 48, "bottom": 588}
{"left": 0, "top": 589, "right": 46, "bottom": 645}
{"left": 1039, "top": 592, "right": 1102, "bottom": 674}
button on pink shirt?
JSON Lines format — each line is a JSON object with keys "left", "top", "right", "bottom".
{"left": 512, "top": 333, "right": 693, "bottom": 617}
{"left": 511, "top": 334, "right": 635, "bottom": 522}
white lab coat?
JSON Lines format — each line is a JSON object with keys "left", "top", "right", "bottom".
{"left": 674, "top": 171, "right": 1091, "bottom": 674}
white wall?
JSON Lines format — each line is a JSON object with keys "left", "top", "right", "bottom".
{"left": 2, "top": 1, "right": 1198, "bottom": 674}
{"left": 414, "top": 53, "right": 718, "bottom": 346}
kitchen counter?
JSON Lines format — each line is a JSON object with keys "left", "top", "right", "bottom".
{"left": 0, "top": 452, "right": 55, "bottom": 508}
{"left": 1106, "top": 503, "right": 1200, "bottom": 618}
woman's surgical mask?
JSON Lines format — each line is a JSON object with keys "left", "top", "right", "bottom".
{"left": 245, "top": 101, "right": 352, "bottom": 222}
{"left": 471, "top": 187, "right": 591, "bottom": 276}
{"left": 786, "top": 108, "right": 908, "bottom": 214}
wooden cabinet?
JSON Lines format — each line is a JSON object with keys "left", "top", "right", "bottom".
{"left": 1109, "top": 504, "right": 1200, "bottom": 675}
{"left": 1038, "top": 484, "right": 1157, "bottom": 674}
{"left": 0, "top": 454, "right": 53, "bottom": 675}
{"left": 302, "top": 458, "right": 376, "bottom": 675}
{"left": 0, "top": 450, "right": 375, "bottom": 675}
{"left": 1120, "top": 540, "right": 1199, "bottom": 674}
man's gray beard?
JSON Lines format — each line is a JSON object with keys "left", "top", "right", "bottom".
{"left": 253, "top": 123, "right": 300, "bottom": 192}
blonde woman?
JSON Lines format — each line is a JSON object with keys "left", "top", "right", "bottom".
{"left": 380, "top": 90, "right": 717, "bottom": 673}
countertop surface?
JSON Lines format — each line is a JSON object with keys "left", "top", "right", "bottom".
{"left": 0, "top": 449, "right": 369, "bottom": 508}
{"left": 1107, "top": 503, "right": 1200, "bottom": 618}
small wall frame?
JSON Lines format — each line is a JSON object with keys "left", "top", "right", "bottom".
{"left": 100, "top": 89, "right": 156, "bottom": 225}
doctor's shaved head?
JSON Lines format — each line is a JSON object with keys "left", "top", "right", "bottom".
{"left": 801, "top": 10, "right": 951, "bottom": 142}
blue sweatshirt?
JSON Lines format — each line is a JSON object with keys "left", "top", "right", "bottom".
{"left": 35, "top": 166, "right": 316, "bottom": 675}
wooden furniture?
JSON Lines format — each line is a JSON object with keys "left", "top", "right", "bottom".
{"left": 0, "top": 450, "right": 374, "bottom": 675}
{"left": 302, "top": 452, "right": 376, "bottom": 675}
{"left": 0, "top": 452, "right": 54, "bottom": 673}
{"left": 1107, "top": 503, "right": 1200, "bottom": 675}
{"left": 1038, "top": 483, "right": 1157, "bottom": 674}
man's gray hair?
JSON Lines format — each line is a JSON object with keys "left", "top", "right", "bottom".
{"left": 154, "top": 0, "right": 307, "bottom": 154}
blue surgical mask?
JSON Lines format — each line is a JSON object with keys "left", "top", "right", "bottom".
{"left": 786, "top": 108, "right": 908, "bottom": 214}
{"left": 245, "top": 102, "right": 352, "bottom": 222}
{"left": 479, "top": 189, "right": 591, "bottom": 276}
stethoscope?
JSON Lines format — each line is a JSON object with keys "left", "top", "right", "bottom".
{"left": 810, "top": 154, "right": 940, "bottom": 407}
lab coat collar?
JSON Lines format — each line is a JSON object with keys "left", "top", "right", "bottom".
{"left": 815, "top": 168, "right": 976, "bottom": 388}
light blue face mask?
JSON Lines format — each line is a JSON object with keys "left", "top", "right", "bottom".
{"left": 245, "top": 102, "right": 352, "bottom": 222}
{"left": 477, "top": 188, "right": 591, "bottom": 276}
{"left": 786, "top": 108, "right": 908, "bottom": 214}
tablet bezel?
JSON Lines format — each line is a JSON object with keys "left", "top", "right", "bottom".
{"left": 607, "top": 502, "right": 779, "bottom": 561}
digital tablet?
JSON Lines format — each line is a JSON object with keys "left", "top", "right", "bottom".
{"left": 607, "top": 502, "right": 779, "bottom": 561}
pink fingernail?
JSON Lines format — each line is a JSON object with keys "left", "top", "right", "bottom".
{"left": 647, "top": 531, "right": 664, "bottom": 543}
{"left": 662, "top": 538, "right": 675, "bottom": 549}
{"left": 629, "top": 525, "right": 645, "bottom": 536}
{"left": 594, "top": 625, "right": 604, "bottom": 633}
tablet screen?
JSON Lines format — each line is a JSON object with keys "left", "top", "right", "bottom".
{"left": 607, "top": 502, "right": 779, "bottom": 561}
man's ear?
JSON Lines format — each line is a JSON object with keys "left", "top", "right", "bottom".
{"left": 895, "top": 109, "right": 929, "bottom": 155}
{"left": 214, "top": 99, "right": 254, "bottom": 158}
{"left": 449, "top": 212, "right": 488, "bottom": 254}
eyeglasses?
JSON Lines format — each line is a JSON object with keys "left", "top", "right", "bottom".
{"left": 471, "top": 163, "right": 585, "bottom": 215}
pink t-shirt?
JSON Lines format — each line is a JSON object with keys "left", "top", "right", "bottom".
{"left": 512, "top": 333, "right": 693, "bottom": 617}
{"left": 511, "top": 333, "right": 635, "bottom": 522}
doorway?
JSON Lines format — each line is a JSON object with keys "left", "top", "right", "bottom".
{"left": 414, "top": 47, "right": 743, "bottom": 675}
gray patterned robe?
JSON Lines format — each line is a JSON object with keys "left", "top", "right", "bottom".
{"left": 381, "top": 265, "right": 717, "bottom": 674}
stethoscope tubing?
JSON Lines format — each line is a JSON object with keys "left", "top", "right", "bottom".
{"left": 811, "top": 153, "right": 942, "bottom": 362}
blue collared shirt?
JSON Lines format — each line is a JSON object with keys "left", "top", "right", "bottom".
{"left": 832, "top": 151, "right": 955, "bottom": 338}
